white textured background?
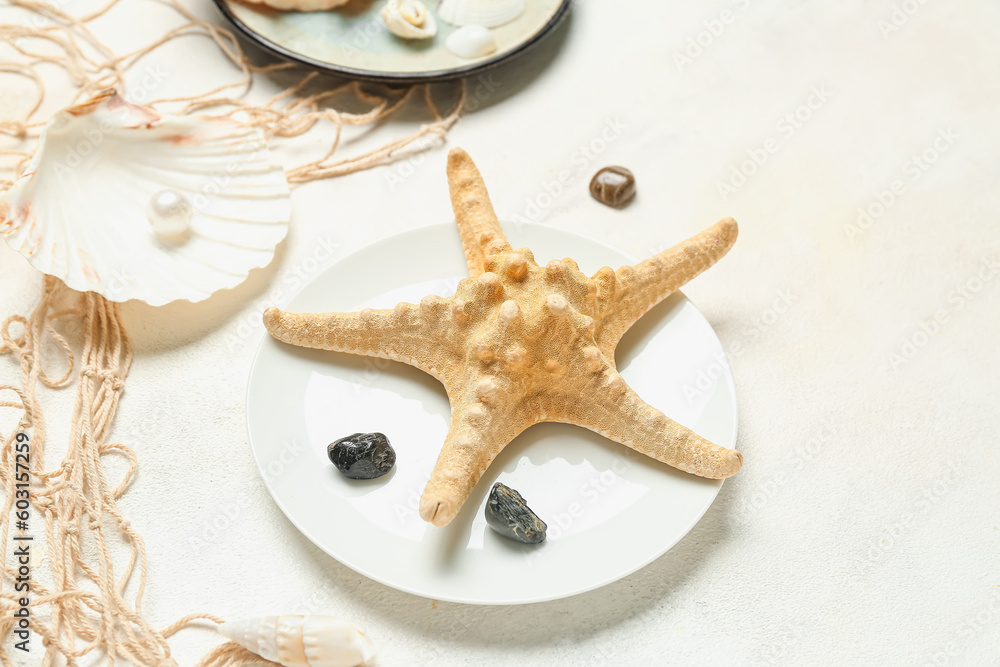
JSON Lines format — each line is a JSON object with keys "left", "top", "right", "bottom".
{"left": 1, "top": 0, "right": 999, "bottom": 665}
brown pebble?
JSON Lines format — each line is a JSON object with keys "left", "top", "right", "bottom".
{"left": 589, "top": 166, "right": 636, "bottom": 208}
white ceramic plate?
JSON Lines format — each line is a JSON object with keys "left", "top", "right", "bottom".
{"left": 246, "top": 223, "right": 737, "bottom": 605}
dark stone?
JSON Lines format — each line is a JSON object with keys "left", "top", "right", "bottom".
{"left": 484, "top": 482, "right": 547, "bottom": 544}
{"left": 589, "top": 166, "right": 636, "bottom": 208}
{"left": 327, "top": 432, "right": 396, "bottom": 479}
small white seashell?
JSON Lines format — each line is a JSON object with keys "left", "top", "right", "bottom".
{"left": 0, "top": 90, "right": 291, "bottom": 307}
{"left": 382, "top": 0, "right": 437, "bottom": 39}
{"left": 445, "top": 24, "right": 497, "bottom": 59}
{"left": 437, "top": 0, "right": 524, "bottom": 28}
{"left": 218, "top": 615, "right": 376, "bottom": 667}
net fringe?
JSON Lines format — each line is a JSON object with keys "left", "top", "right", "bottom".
{"left": 0, "top": 0, "right": 465, "bottom": 662}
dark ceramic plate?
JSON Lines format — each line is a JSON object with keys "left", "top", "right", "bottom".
{"left": 213, "top": 0, "right": 571, "bottom": 83}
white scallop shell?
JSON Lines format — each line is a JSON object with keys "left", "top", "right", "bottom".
{"left": 445, "top": 24, "right": 498, "bottom": 58}
{"left": 0, "top": 90, "right": 291, "bottom": 307}
{"left": 382, "top": 0, "right": 437, "bottom": 39}
{"left": 437, "top": 0, "right": 524, "bottom": 27}
{"left": 219, "top": 615, "right": 375, "bottom": 667}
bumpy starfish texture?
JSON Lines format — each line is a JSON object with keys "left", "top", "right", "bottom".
{"left": 264, "top": 148, "right": 743, "bottom": 527}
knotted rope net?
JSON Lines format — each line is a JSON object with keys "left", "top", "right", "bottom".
{"left": 0, "top": 0, "right": 465, "bottom": 663}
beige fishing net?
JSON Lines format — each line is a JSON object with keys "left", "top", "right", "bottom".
{"left": 0, "top": 0, "right": 464, "bottom": 663}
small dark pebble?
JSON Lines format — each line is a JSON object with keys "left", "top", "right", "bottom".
{"left": 327, "top": 432, "right": 396, "bottom": 480}
{"left": 589, "top": 166, "right": 636, "bottom": 208}
{"left": 484, "top": 482, "right": 547, "bottom": 544}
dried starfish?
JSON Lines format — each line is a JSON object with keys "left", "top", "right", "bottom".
{"left": 264, "top": 148, "right": 743, "bottom": 527}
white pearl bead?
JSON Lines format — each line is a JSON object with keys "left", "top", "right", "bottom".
{"left": 146, "top": 189, "right": 193, "bottom": 237}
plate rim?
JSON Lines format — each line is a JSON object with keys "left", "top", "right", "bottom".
{"left": 244, "top": 221, "right": 738, "bottom": 605}
{"left": 213, "top": 0, "right": 572, "bottom": 84}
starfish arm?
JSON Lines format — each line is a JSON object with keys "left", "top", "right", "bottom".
{"left": 447, "top": 147, "right": 512, "bottom": 277}
{"left": 263, "top": 303, "right": 458, "bottom": 381}
{"left": 419, "top": 385, "right": 532, "bottom": 527}
{"left": 594, "top": 218, "right": 738, "bottom": 352}
{"left": 558, "top": 366, "right": 743, "bottom": 479}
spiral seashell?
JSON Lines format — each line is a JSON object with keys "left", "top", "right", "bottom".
{"left": 437, "top": 0, "right": 524, "bottom": 28}
{"left": 218, "top": 615, "right": 376, "bottom": 667}
{"left": 381, "top": 0, "right": 437, "bottom": 39}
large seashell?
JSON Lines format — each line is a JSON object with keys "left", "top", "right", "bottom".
{"left": 445, "top": 24, "right": 497, "bottom": 58}
{"left": 240, "top": 0, "right": 350, "bottom": 11}
{"left": 0, "top": 90, "right": 291, "bottom": 307}
{"left": 219, "top": 615, "right": 375, "bottom": 667}
{"left": 381, "top": 0, "right": 437, "bottom": 39}
{"left": 436, "top": 0, "right": 524, "bottom": 28}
